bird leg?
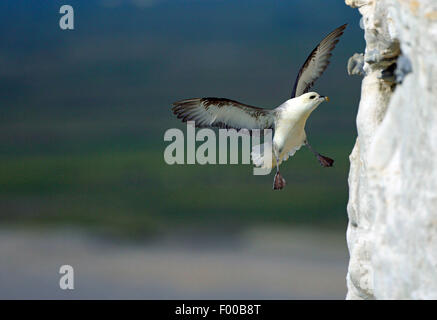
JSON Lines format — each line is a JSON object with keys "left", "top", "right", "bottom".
{"left": 305, "top": 140, "right": 334, "bottom": 167}
{"left": 273, "top": 148, "right": 286, "bottom": 190}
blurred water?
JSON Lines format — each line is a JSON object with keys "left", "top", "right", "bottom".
{"left": 0, "top": 228, "right": 347, "bottom": 299}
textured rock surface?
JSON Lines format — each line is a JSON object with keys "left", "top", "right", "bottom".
{"left": 345, "top": 0, "right": 437, "bottom": 299}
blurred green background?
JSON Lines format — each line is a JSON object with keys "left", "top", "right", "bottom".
{"left": 0, "top": 0, "right": 364, "bottom": 237}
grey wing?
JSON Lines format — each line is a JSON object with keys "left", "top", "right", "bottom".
{"left": 172, "top": 97, "right": 275, "bottom": 131}
{"left": 291, "top": 24, "right": 347, "bottom": 98}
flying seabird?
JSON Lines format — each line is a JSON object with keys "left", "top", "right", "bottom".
{"left": 171, "top": 24, "right": 347, "bottom": 190}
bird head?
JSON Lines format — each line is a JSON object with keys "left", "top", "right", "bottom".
{"left": 295, "top": 92, "right": 329, "bottom": 113}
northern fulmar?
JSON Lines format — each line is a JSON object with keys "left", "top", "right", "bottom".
{"left": 172, "top": 24, "right": 347, "bottom": 190}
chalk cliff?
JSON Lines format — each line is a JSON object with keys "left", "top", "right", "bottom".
{"left": 345, "top": 0, "right": 437, "bottom": 299}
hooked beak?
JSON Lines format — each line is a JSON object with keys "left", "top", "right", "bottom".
{"left": 320, "top": 95, "right": 329, "bottom": 102}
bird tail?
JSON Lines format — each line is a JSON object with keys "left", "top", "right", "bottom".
{"left": 251, "top": 142, "right": 304, "bottom": 169}
{"left": 251, "top": 142, "right": 275, "bottom": 169}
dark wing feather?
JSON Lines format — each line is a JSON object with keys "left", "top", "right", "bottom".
{"left": 172, "top": 97, "right": 274, "bottom": 131}
{"left": 291, "top": 24, "right": 347, "bottom": 98}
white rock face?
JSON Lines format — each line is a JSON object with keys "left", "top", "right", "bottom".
{"left": 345, "top": 0, "right": 437, "bottom": 299}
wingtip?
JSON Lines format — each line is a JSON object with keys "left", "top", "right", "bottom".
{"left": 332, "top": 24, "right": 347, "bottom": 38}
{"left": 331, "top": 24, "right": 347, "bottom": 35}
{"left": 171, "top": 99, "right": 182, "bottom": 107}
{"left": 338, "top": 23, "right": 348, "bottom": 33}
{"left": 172, "top": 100, "right": 185, "bottom": 107}
{"left": 172, "top": 98, "right": 202, "bottom": 106}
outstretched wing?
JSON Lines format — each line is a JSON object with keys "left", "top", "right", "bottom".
{"left": 291, "top": 24, "right": 347, "bottom": 98}
{"left": 172, "top": 97, "right": 274, "bottom": 131}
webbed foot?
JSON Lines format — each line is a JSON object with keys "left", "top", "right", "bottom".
{"left": 317, "top": 154, "right": 334, "bottom": 167}
{"left": 273, "top": 171, "right": 286, "bottom": 190}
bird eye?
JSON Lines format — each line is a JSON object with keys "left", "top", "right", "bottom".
{"left": 309, "top": 95, "right": 316, "bottom": 99}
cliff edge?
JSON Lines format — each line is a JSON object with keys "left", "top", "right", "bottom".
{"left": 345, "top": 0, "right": 437, "bottom": 299}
